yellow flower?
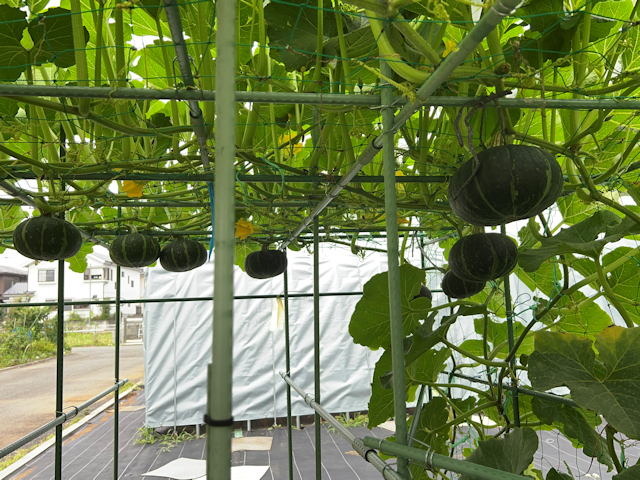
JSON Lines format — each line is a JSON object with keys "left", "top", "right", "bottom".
{"left": 279, "top": 133, "right": 303, "bottom": 158}
{"left": 235, "top": 218, "right": 254, "bottom": 240}
{"left": 121, "top": 180, "right": 145, "bottom": 198}
{"left": 397, "top": 216, "right": 409, "bottom": 225}
{"left": 442, "top": 40, "right": 457, "bottom": 58}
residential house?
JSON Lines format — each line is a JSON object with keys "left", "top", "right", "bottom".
{"left": 24, "top": 250, "right": 145, "bottom": 321}
{"left": 3, "top": 282, "right": 33, "bottom": 302}
{"left": 0, "top": 265, "right": 28, "bottom": 302}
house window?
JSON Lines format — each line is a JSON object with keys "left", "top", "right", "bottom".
{"left": 131, "top": 280, "right": 134, "bottom": 287}
{"left": 122, "top": 271, "right": 125, "bottom": 278}
{"left": 74, "top": 303, "right": 90, "bottom": 309}
{"left": 39, "top": 270, "right": 55, "bottom": 282}
{"left": 136, "top": 306, "right": 142, "bottom": 315}
{"left": 104, "top": 268, "right": 112, "bottom": 280}
{"left": 84, "top": 268, "right": 90, "bottom": 280}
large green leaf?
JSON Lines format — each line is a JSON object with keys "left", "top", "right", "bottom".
{"left": 0, "top": 5, "right": 28, "bottom": 81}
{"left": 264, "top": 0, "right": 338, "bottom": 71}
{"left": 414, "top": 397, "right": 450, "bottom": 455}
{"left": 406, "top": 347, "right": 450, "bottom": 384}
{"left": 28, "top": 8, "right": 90, "bottom": 68}
{"left": 529, "top": 327, "right": 640, "bottom": 439}
{"left": 518, "top": 211, "right": 640, "bottom": 272}
{"left": 604, "top": 246, "right": 640, "bottom": 326}
{"left": 546, "top": 469, "right": 574, "bottom": 480}
{"left": 532, "top": 397, "right": 613, "bottom": 471}
{"left": 614, "top": 464, "right": 640, "bottom": 479}
{"left": 65, "top": 243, "right": 94, "bottom": 274}
{"left": 460, "top": 427, "right": 539, "bottom": 479}
{"left": 349, "top": 263, "right": 431, "bottom": 349}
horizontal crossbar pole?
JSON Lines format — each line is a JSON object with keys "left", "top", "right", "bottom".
{"left": 0, "top": 379, "right": 128, "bottom": 459}
{"left": 1, "top": 172, "right": 448, "bottom": 183}
{"left": 0, "top": 84, "right": 639, "bottom": 110}
{"left": 363, "top": 437, "right": 526, "bottom": 480}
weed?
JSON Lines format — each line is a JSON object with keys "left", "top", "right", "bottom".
{"left": 134, "top": 427, "right": 203, "bottom": 451}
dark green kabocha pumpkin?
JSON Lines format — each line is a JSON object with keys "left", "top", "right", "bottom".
{"left": 160, "top": 237, "right": 208, "bottom": 272}
{"left": 13, "top": 215, "right": 82, "bottom": 261}
{"left": 109, "top": 229, "right": 160, "bottom": 268}
{"left": 441, "top": 271, "right": 486, "bottom": 299}
{"left": 448, "top": 145, "right": 563, "bottom": 226}
{"left": 449, "top": 233, "right": 518, "bottom": 282}
{"left": 244, "top": 246, "right": 287, "bottom": 279}
{"left": 412, "top": 284, "right": 432, "bottom": 301}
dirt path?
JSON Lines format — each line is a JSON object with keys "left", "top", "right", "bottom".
{"left": 0, "top": 345, "right": 144, "bottom": 449}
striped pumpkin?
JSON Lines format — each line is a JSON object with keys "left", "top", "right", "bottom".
{"left": 109, "top": 233, "right": 160, "bottom": 268}
{"left": 449, "top": 233, "right": 518, "bottom": 282}
{"left": 13, "top": 215, "right": 82, "bottom": 261}
{"left": 411, "top": 284, "right": 432, "bottom": 301}
{"left": 441, "top": 271, "right": 486, "bottom": 299}
{"left": 245, "top": 247, "right": 287, "bottom": 279}
{"left": 448, "top": 145, "right": 563, "bottom": 226}
{"left": 160, "top": 237, "right": 207, "bottom": 272}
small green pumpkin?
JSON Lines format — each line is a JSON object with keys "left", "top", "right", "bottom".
{"left": 441, "top": 271, "right": 486, "bottom": 299}
{"left": 245, "top": 246, "right": 287, "bottom": 279}
{"left": 449, "top": 233, "right": 518, "bottom": 282}
{"left": 13, "top": 215, "right": 82, "bottom": 261}
{"left": 109, "top": 229, "right": 160, "bottom": 268}
{"left": 411, "top": 284, "right": 432, "bottom": 301}
{"left": 448, "top": 145, "right": 563, "bottom": 226}
{"left": 160, "top": 237, "right": 207, "bottom": 272}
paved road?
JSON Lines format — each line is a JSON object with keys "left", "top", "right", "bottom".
{"left": 0, "top": 345, "right": 144, "bottom": 449}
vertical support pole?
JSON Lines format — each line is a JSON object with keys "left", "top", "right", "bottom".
{"left": 381, "top": 60, "right": 409, "bottom": 478}
{"left": 407, "top": 385, "right": 425, "bottom": 447}
{"left": 501, "top": 225, "right": 519, "bottom": 427}
{"left": 284, "top": 269, "right": 294, "bottom": 480}
{"left": 54, "top": 258, "right": 64, "bottom": 480}
{"left": 54, "top": 127, "right": 66, "bottom": 480}
{"left": 207, "top": 0, "right": 236, "bottom": 476}
{"left": 313, "top": 216, "right": 321, "bottom": 479}
{"left": 114, "top": 260, "right": 121, "bottom": 479}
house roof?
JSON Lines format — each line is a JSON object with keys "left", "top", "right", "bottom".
{"left": 0, "top": 265, "right": 27, "bottom": 276}
{"left": 4, "top": 282, "right": 31, "bottom": 295}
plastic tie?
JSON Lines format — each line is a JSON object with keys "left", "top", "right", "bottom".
{"left": 203, "top": 414, "right": 234, "bottom": 427}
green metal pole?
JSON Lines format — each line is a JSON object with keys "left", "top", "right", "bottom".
{"left": 54, "top": 256, "right": 64, "bottom": 480}
{"left": 501, "top": 225, "right": 519, "bottom": 427}
{"left": 284, "top": 269, "right": 293, "bottom": 480}
{"left": 313, "top": 216, "right": 321, "bottom": 479}
{"left": 2, "top": 83, "right": 640, "bottom": 110}
{"left": 114, "top": 263, "right": 121, "bottom": 480}
{"left": 381, "top": 60, "right": 409, "bottom": 479}
{"left": 207, "top": 0, "right": 236, "bottom": 475}
{"left": 54, "top": 126, "right": 67, "bottom": 480}
{"left": 364, "top": 437, "right": 528, "bottom": 480}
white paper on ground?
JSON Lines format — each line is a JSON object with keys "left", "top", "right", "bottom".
{"left": 232, "top": 436, "right": 273, "bottom": 452}
{"left": 141, "top": 457, "right": 206, "bottom": 479}
{"left": 193, "top": 465, "right": 269, "bottom": 480}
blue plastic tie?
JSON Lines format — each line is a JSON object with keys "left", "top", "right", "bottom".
{"left": 208, "top": 182, "right": 215, "bottom": 260}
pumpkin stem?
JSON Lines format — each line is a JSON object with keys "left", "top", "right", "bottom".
{"left": 471, "top": 225, "right": 485, "bottom": 234}
{"left": 261, "top": 244, "right": 271, "bottom": 251}
{"left": 128, "top": 224, "right": 139, "bottom": 234}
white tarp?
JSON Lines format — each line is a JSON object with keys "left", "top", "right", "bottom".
{"left": 143, "top": 244, "right": 428, "bottom": 428}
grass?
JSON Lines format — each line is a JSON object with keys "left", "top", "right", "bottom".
{"left": 65, "top": 332, "right": 113, "bottom": 347}
{"left": 327, "top": 413, "right": 369, "bottom": 433}
{"left": 0, "top": 340, "right": 59, "bottom": 369}
{"left": 134, "top": 427, "right": 203, "bottom": 452}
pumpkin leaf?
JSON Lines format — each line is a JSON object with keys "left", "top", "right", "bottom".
{"left": 264, "top": 0, "right": 338, "bottom": 71}
{"left": 531, "top": 397, "right": 613, "bottom": 471}
{"left": 349, "top": 263, "right": 431, "bottom": 350}
{"left": 518, "top": 211, "right": 640, "bottom": 272}
{"left": 614, "top": 464, "right": 640, "bottom": 479}
{"left": 529, "top": 327, "right": 640, "bottom": 439}
{"left": 0, "top": 5, "right": 28, "bottom": 81}
{"left": 546, "top": 468, "right": 574, "bottom": 480}
{"left": 603, "top": 247, "right": 640, "bottom": 326}
{"left": 28, "top": 8, "right": 90, "bottom": 68}
{"left": 65, "top": 243, "right": 94, "bottom": 274}
{"left": 460, "top": 427, "right": 539, "bottom": 479}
